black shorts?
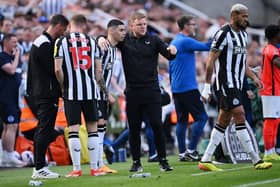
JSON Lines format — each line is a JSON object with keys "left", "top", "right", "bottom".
{"left": 173, "top": 89, "right": 206, "bottom": 123}
{"left": 64, "top": 99, "right": 98, "bottom": 126}
{"left": 0, "top": 100, "right": 21, "bottom": 124}
{"left": 217, "top": 88, "right": 243, "bottom": 111}
{"left": 97, "top": 100, "right": 109, "bottom": 120}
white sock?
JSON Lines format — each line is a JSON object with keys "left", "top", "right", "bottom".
{"left": 149, "top": 153, "right": 157, "bottom": 159}
{"left": 187, "top": 149, "right": 195, "bottom": 154}
{"left": 98, "top": 130, "right": 105, "bottom": 167}
{"left": 68, "top": 132, "right": 81, "bottom": 171}
{"left": 201, "top": 125, "right": 225, "bottom": 162}
{"left": 88, "top": 132, "right": 99, "bottom": 170}
{"left": 7, "top": 151, "right": 14, "bottom": 157}
{"left": 236, "top": 126, "right": 260, "bottom": 164}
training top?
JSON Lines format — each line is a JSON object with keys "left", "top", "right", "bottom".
{"left": 260, "top": 44, "right": 280, "bottom": 96}
{"left": 27, "top": 31, "right": 60, "bottom": 98}
{"left": 169, "top": 33, "right": 211, "bottom": 93}
{"left": 117, "top": 33, "right": 176, "bottom": 90}
{"left": 0, "top": 52, "right": 21, "bottom": 101}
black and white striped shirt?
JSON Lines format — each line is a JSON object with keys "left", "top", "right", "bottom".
{"left": 0, "top": 32, "right": 4, "bottom": 52}
{"left": 54, "top": 32, "right": 100, "bottom": 101}
{"left": 19, "top": 41, "right": 32, "bottom": 54}
{"left": 39, "top": 0, "right": 64, "bottom": 18}
{"left": 99, "top": 46, "right": 117, "bottom": 100}
{"left": 212, "top": 24, "right": 248, "bottom": 92}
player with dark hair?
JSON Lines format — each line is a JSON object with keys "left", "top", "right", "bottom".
{"left": 260, "top": 25, "right": 280, "bottom": 161}
{"left": 199, "top": 3, "right": 272, "bottom": 171}
{"left": 27, "top": 14, "right": 69, "bottom": 179}
{"left": 97, "top": 19, "right": 126, "bottom": 174}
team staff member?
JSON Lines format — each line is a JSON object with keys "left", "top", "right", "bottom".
{"left": 260, "top": 25, "right": 280, "bottom": 161}
{"left": 54, "top": 14, "right": 105, "bottom": 177}
{"left": 99, "top": 11, "right": 177, "bottom": 172}
{"left": 169, "top": 15, "right": 211, "bottom": 161}
{"left": 97, "top": 19, "right": 126, "bottom": 174}
{"left": 27, "top": 14, "right": 69, "bottom": 179}
{"left": 0, "top": 34, "right": 25, "bottom": 167}
{"left": 199, "top": 3, "right": 272, "bottom": 171}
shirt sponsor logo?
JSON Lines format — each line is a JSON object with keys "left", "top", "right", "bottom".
{"left": 233, "top": 46, "right": 246, "bottom": 54}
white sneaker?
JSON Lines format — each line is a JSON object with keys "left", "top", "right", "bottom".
{"left": 1, "top": 151, "right": 8, "bottom": 167}
{"left": 7, "top": 156, "right": 26, "bottom": 168}
{"left": 31, "top": 167, "right": 59, "bottom": 179}
{"left": 1, "top": 151, "right": 26, "bottom": 168}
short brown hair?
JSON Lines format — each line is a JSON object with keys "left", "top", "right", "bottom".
{"left": 2, "top": 33, "right": 16, "bottom": 47}
{"left": 70, "top": 14, "right": 87, "bottom": 27}
{"left": 129, "top": 12, "right": 146, "bottom": 23}
{"left": 49, "top": 14, "right": 69, "bottom": 27}
{"left": 177, "top": 15, "right": 194, "bottom": 31}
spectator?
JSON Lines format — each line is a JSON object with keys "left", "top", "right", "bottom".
{"left": 0, "top": 33, "right": 25, "bottom": 167}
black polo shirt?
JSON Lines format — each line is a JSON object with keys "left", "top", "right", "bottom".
{"left": 118, "top": 33, "right": 175, "bottom": 90}
{"left": 27, "top": 31, "right": 61, "bottom": 98}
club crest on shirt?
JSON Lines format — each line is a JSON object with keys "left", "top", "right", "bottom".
{"left": 233, "top": 98, "right": 240, "bottom": 105}
{"left": 7, "top": 115, "right": 15, "bottom": 123}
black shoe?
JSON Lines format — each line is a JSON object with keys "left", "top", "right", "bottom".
{"left": 104, "top": 145, "right": 114, "bottom": 164}
{"left": 129, "top": 160, "right": 143, "bottom": 172}
{"left": 159, "top": 159, "right": 173, "bottom": 172}
{"left": 185, "top": 151, "right": 200, "bottom": 161}
{"left": 214, "top": 155, "right": 232, "bottom": 164}
{"left": 148, "top": 155, "right": 159, "bottom": 162}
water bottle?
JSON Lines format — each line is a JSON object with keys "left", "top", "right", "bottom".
{"left": 129, "top": 172, "right": 151, "bottom": 178}
{"left": 28, "top": 180, "right": 43, "bottom": 186}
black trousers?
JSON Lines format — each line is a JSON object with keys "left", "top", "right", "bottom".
{"left": 125, "top": 89, "right": 166, "bottom": 161}
{"left": 33, "top": 97, "right": 59, "bottom": 170}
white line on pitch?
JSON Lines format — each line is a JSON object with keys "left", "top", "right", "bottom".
{"left": 191, "top": 166, "right": 252, "bottom": 176}
{"left": 232, "top": 178, "right": 280, "bottom": 187}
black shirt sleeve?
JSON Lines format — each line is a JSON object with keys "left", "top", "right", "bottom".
{"left": 154, "top": 35, "right": 176, "bottom": 60}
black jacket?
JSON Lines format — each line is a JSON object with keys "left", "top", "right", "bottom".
{"left": 27, "top": 31, "right": 61, "bottom": 98}
{"left": 118, "top": 33, "right": 176, "bottom": 89}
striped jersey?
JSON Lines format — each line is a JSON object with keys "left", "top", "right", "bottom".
{"left": 211, "top": 24, "right": 248, "bottom": 92}
{"left": 99, "top": 46, "right": 117, "bottom": 100}
{"left": 0, "top": 32, "right": 4, "bottom": 52}
{"left": 39, "top": 0, "right": 64, "bottom": 18}
{"left": 54, "top": 32, "right": 101, "bottom": 101}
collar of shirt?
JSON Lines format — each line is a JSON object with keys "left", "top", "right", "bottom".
{"left": 128, "top": 32, "right": 149, "bottom": 40}
{"left": 43, "top": 31, "right": 54, "bottom": 43}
